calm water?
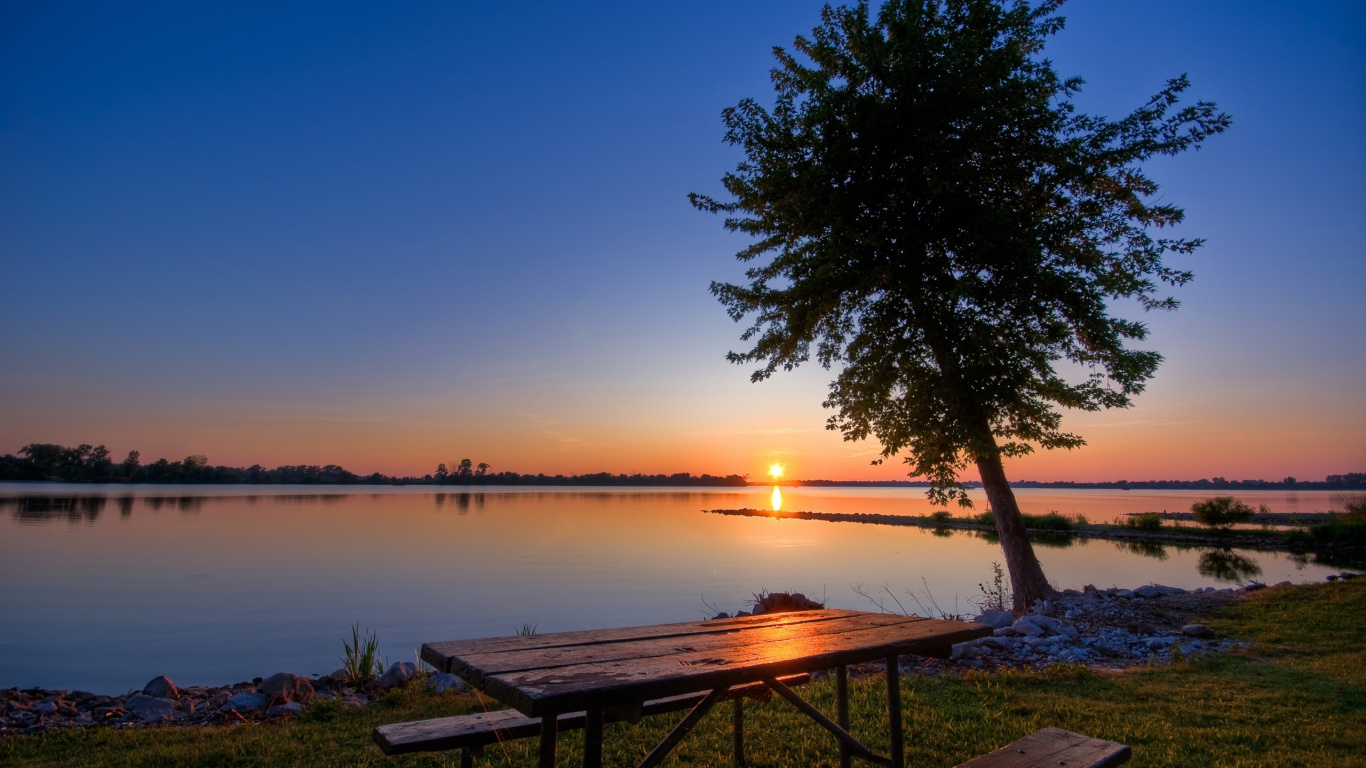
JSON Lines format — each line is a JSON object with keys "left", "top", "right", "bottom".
{"left": 0, "top": 484, "right": 1350, "bottom": 694}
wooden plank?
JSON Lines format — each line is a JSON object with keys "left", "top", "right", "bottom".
{"left": 449, "top": 612, "right": 926, "bottom": 686}
{"left": 484, "top": 618, "right": 990, "bottom": 716}
{"left": 953, "top": 728, "right": 1130, "bottom": 768}
{"left": 421, "top": 609, "right": 864, "bottom": 670}
{"left": 372, "top": 675, "right": 810, "bottom": 755}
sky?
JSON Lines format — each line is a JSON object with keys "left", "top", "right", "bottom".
{"left": 1, "top": 1, "right": 1363, "bottom": 482}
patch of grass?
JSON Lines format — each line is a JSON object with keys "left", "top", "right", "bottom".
{"left": 1020, "top": 511, "right": 1079, "bottom": 531}
{"left": 4, "top": 584, "right": 1364, "bottom": 767}
{"left": 340, "top": 623, "right": 384, "bottom": 686}
{"left": 1124, "top": 512, "right": 1164, "bottom": 531}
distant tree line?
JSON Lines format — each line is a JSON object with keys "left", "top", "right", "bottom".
{"left": 0, "top": 443, "right": 747, "bottom": 487}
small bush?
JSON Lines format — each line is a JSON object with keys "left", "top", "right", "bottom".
{"left": 1191, "top": 496, "right": 1255, "bottom": 530}
{"left": 1126, "top": 512, "right": 1164, "bottom": 531}
{"left": 974, "top": 510, "right": 996, "bottom": 526}
{"left": 1337, "top": 493, "right": 1366, "bottom": 523}
{"left": 1310, "top": 522, "right": 1366, "bottom": 545}
{"left": 929, "top": 510, "right": 953, "bottom": 524}
{"left": 340, "top": 624, "right": 384, "bottom": 685}
{"left": 1021, "top": 511, "right": 1075, "bottom": 531}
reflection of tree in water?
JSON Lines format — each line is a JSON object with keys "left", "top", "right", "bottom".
{"left": 0, "top": 496, "right": 106, "bottom": 523}
{"left": 1198, "top": 549, "right": 1262, "bottom": 583}
{"left": 1116, "top": 540, "right": 1169, "bottom": 561}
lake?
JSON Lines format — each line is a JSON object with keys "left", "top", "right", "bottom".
{"left": 0, "top": 483, "right": 1349, "bottom": 694}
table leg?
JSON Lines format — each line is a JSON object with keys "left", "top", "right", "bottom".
{"left": 886, "top": 655, "right": 903, "bottom": 768}
{"left": 539, "top": 713, "right": 557, "bottom": 768}
{"left": 836, "top": 665, "right": 851, "bottom": 768}
{"left": 732, "top": 698, "right": 744, "bottom": 767}
{"left": 585, "top": 708, "right": 604, "bottom": 768}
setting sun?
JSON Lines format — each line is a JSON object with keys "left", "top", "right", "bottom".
{"left": 768, "top": 463, "right": 785, "bottom": 480}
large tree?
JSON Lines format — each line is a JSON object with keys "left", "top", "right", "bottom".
{"left": 691, "top": 0, "right": 1229, "bottom": 610}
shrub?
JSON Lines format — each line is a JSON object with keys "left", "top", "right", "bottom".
{"left": 1125, "top": 512, "right": 1164, "bottom": 531}
{"left": 974, "top": 510, "right": 996, "bottom": 526}
{"left": 1021, "top": 511, "right": 1075, "bottom": 532}
{"left": 1337, "top": 493, "right": 1366, "bottom": 523}
{"left": 1310, "top": 522, "right": 1366, "bottom": 545}
{"left": 929, "top": 510, "right": 953, "bottom": 524}
{"left": 1191, "top": 496, "right": 1255, "bottom": 530}
{"left": 340, "top": 624, "right": 384, "bottom": 685}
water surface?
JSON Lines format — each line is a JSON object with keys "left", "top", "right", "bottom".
{"left": 0, "top": 484, "right": 1348, "bottom": 693}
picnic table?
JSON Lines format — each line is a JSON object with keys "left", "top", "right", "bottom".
{"left": 418, "top": 608, "right": 992, "bottom": 768}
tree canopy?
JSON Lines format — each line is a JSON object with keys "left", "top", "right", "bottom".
{"left": 693, "top": 0, "right": 1229, "bottom": 608}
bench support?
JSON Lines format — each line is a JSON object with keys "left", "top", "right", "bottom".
{"left": 636, "top": 686, "right": 731, "bottom": 768}
{"left": 763, "top": 676, "right": 892, "bottom": 767}
{"left": 732, "top": 698, "right": 744, "bottom": 767}
{"left": 836, "top": 665, "right": 851, "bottom": 768}
{"left": 539, "top": 714, "right": 556, "bottom": 768}
{"left": 887, "top": 656, "right": 904, "bottom": 768}
{"left": 584, "top": 708, "right": 603, "bottom": 768}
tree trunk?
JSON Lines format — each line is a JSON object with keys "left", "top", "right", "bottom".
{"left": 974, "top": 441, "right": 1056, "bottom": 613}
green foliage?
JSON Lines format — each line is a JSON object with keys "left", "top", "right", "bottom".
{"left": 1191, "top": 496, "right": 1256, "bottom": 530}
{"left": 692, "top": 0, "right": 1229, "bottom": 506}
{"left": 1125, "top": 512, "right": 1164, "bottom": 531}
{"left": 339, "top": 624, "right": 383, "bottom": 686}
{"left": 929, "top": 510, "right": 954, "bottom": 524}
{"left": 974, "top": 510, "right": 996, "bottom": 527}
{"left": 1309, "top": 522, "right": 1366, "bottom": 545}
{"left": 1020, "top": 512, "right": 1078, "bottom": 531}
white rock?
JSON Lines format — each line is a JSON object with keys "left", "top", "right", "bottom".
{"left": 430, "top": 672, "right": 466, "bottom": 693}
{"left": 974, "top": 610, "right": 1015, "bottom": 629}
{"left": 378, "top": 661, "right": 418, "bottom": 689}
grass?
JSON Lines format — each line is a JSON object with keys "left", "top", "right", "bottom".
{"left": 4, "top": 582, "right": 1364, "bottom": 767}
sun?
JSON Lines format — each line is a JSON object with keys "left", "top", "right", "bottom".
{"left": 768, "top": 463, "right": 785, "bottom": 481}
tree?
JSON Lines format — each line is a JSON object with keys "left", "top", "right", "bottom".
{"left": 435, "top": 463, "right": 450, "bottom": 482}
{"left": 691, "top": 0, "right": 1229, "bottom": 610}
{"left": 1191, "top": 497, "right": 1255, "bottom": 530}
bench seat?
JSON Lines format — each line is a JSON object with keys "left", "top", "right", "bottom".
{"left": 373, "top": 673, "right": 810, "bottom": 757}
{"left": 953, "top": 727, "right": 1130, "bottom": 768}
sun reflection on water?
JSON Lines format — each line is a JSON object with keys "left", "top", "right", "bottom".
{"left": 771, "top": 485, "right": 782, "bottom": 512}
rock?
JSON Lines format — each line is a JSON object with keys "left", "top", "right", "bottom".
{"left": 974, "top": 610, "right": 1015, "bottom": 629}
{"left": 122, "top": 695, "right": 175, "bottom": 715}
{"left": 1327, "top": 575, "right": 1339, "bottom": 582}
{"left": 1114, "top": 589, "right": 1135, "bottom": 598}
{"left": 735, "top": 611, "right": 751, "bottom": 617}
{"left": 1133, "top": 585, "right": 1163, "bottom": 598}
{"left": 1244, "top": 581, "right": 1266, "bottom": 591}
{"left": 260, "top": 673, "right": 313, "bottom": 704}
{"left": 1126, "top": 621, "right": 1157, "bottom": 636}
{"left": 1145, "top": 636, "right": 1179, "bottom": 649}
{"left": 222, "top": 692, "right": 268, "bottom": 712}
{"left": 713, "top": 612, "right": 730, "bottom": 619}
{"left": 992, "top": 627, "right": 1018, "bottom": 637}
{"left": 1012, "top": 617, "right": 1045, "bottom": 637}
{"left": 142, "top": 675, "right": 178, "bottom": 698}
{"left": 33, "top": 700, "right": 58, "bottom": 713}
{"left": 267, "top": 702, "right": 304, "bottom": 717}
{"left": 1082, "top": 584, "right": 1099, "bottom": 595}
{"left": 1024, "top": 614, "right": 1061, "bottom": 634}
{"left": 950, "top": 643, "right": 973, "bottom": 659}
{"left": 377, "top": 661, "right": 417, "bottom": 689}
{"left": 1339, "top": 572, "right": 1359, "bottom": 580}
{"left": 1275, "top": 581, "right": 1291, "bottom": 587}
{"left": 1061, "top": 589, "right": 1082, "bottom": 597}
{"left": 1060, "top": 625, "right": 1080, "bottom": 639}
{"left": 1182, "top": 624, "right": 1216, "bottom": 639}
{"left": 429, "top": 672, "right": 466, "bottom": 693}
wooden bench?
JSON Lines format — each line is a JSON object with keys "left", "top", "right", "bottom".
{"left": 953, "top": 728, "right": 1130, "bottom": 768}
{"left": 373, "top": 673, "right": 810, "bottom": 767}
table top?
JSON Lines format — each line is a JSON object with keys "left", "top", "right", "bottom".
{"left": 421, "top": 609, "right": 990, "bottom": 717}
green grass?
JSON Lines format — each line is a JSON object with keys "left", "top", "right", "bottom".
{"left": 5, "top": 582, "right": 1365, "bottom": 767}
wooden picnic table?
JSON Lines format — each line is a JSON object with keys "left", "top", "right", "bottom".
{"left": 420, "top": 608, "right": 991, "bottom": 768}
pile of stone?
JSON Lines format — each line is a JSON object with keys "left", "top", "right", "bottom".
{"left": 0, "top": 662, "right": 466, "bottom": 737}
{"left": 943, "top": 583, "right": 1265, "bottom": 671}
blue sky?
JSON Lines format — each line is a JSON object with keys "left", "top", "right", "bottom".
{"left": 1, "top": 1, "right": 1363, "bottom": 480}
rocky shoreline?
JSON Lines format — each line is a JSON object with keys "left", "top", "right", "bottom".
{"left": 5, "top": 575, "right": 1360, "bottom": 739}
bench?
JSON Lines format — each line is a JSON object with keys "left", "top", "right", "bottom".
{"left": 373, "top": 673, "right": 811, "bottom": 767}
{"left": 953, "top": 727, "right": 1130, "bottom": 768}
